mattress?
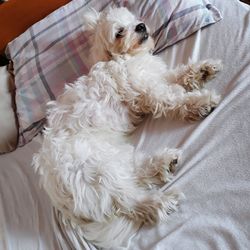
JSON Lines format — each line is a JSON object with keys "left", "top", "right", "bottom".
{"left": 0, "top": 0, "right": 250, "bottom": 249}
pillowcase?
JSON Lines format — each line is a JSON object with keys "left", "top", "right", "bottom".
{"left": 6, "top": 0, "right": 222, "bottom": 147}
{"left": 119, "top": 0, "right": 222, "bottom": 54}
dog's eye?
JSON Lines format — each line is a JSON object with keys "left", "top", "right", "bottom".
{"left": 115, "top": 28, "right": 124, "bottom": 39}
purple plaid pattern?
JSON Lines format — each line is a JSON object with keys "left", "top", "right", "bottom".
{"left": 6, "top": 0, "right": 222, "bottom": 147}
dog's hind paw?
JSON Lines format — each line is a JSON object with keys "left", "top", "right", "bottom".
{"left": 157, "top": 148, "right": 182, "bottom": 182}
{"left": 136, "top": 148, "right": 182, "bottom": 188}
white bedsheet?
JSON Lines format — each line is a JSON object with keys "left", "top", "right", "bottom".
{"left": 0, "top": 135, "right": 61, "bottom": 250}
{"left": 1, "top": 0, "right": 250, "bottom": 249}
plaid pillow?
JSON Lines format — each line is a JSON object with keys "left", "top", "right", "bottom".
{"left": 6, "top": 0, "right": 222, "bottom": 147}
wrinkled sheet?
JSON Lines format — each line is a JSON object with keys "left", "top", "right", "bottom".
{"left": 0, "top": 0, "right": 250, "bottom": 249}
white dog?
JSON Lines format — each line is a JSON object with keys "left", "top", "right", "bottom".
{"left": 33, "top": 7, "right": 222, "bottom": 249}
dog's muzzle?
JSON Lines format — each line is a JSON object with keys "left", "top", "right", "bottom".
{"left": 135, "top": 23, "right": 149, "bottom": 44}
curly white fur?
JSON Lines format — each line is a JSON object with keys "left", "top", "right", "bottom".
{"left": 33, "top": 7, "right": 222, "bottom": 249}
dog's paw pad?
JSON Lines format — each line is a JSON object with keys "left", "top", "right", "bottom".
{"left": 161, "top": 148, "right": 182, "bottom": 173}
{"left": 200, "top": 60, "right": 223, "bottom": 81}
{"left": 169, "top": 158, "right": 178, "bottom": 173}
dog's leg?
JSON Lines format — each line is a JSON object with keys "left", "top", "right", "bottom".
{"left": 115, "top": 188, "right": 181, "bottom": 225}
{"left": 167, "top": 88, "right": 221, "bottom": 121}
{"left": 101, "top": 146, "right": 182, "bottom": 225}
{"left": 165, "top": 59, "right": 223, "bottom": 91}
{"left": 134, "top": 148, "right": 182, "bottom": 188}
{"left": 56, "top": 139, "right": 182, "bottom": 226}
{"left": 129, "top": 84, "right": 221, "bottom": 121}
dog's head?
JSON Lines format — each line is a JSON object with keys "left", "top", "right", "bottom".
{"left": 84, "top": 7, "right": 154, "bottom": 63}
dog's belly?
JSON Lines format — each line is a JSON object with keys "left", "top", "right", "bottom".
{"left": 87, "top": 104, "right": 135, "bottom": 133}
{"left": 44, "top": 129, "right": 134, "bottom": 185}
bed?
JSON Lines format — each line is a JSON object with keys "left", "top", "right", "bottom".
{"left": 0, "top": 0, "right": 250, "bottom": 249}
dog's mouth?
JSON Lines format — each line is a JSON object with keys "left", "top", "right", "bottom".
{"left": 139, "top": 32, "right": 149, "bottom": 44}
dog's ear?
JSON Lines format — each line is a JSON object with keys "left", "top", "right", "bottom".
{"left": 83, "top": 8, "right": 100, "bottom": 31}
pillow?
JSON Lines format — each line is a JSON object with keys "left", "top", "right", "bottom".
{"left": 6, "top": 0, "right": 222, "bottom": 147}
{"left": 119, "top": 0, "right": 222, "bottom": 54}
{"left": 0, "top": 65, "right": 17, "bottom": 153}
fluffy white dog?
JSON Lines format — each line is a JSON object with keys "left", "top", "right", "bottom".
{"left": 33, "top": 7, "right": 222, "bottom": 249}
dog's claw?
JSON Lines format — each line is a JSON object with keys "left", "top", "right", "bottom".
{"left": 210, "top": 107, "right": 216, "bottom": 113}
{"left": 169, "top": 158, "right": 178, "bottom": 173}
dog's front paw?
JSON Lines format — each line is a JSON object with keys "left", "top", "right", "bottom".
{"left": 183, "top": 60, "right": 223, "bottom": 91}
{"left": 184, "top": 90, "right": 221, "bottom": 122}
{"left": 200, "top": 91, "right": 221, "bottom": 117}
{"left": 199, "top": 59, "right": 223, "bottom": 82}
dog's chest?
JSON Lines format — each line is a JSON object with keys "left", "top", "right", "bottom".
{"left": 125, "top": 54, "right": 167, "bottom": 87}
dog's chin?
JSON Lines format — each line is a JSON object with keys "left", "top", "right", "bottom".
{"left": 124, "top": 34, "right": 154, "bottom": 56}
{"left": 139, "top": 32, "right": 149, "bottom": 45}
{"left": 138, "top": 34, "right": 154, "bottom": 53}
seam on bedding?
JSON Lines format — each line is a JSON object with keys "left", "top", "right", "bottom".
{"left": 21, "top": 118, "right": 46, "bottom": 134}
{"left": 18, "top": 120, "right": 45, "bottom": 147}
{"left": 53, "top": 207, "right": 98, "bottom": 249}
{"left": 53, "top": 208, "right": 78, "bottom": 250}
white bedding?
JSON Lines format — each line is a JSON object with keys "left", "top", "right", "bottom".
{"left": 1, "top": 0, "right": 250, "bottom": 249}
{"left": 0, "top": 66, "right": 17, "bottom": 153}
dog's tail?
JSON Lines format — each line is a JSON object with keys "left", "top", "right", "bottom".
{"left": 81, "top": 216, "right": 142, "bottom": 249}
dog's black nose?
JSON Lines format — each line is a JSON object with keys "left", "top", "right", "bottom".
{"left": 135, "top": 23, "right": 146, "bottom": 33}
